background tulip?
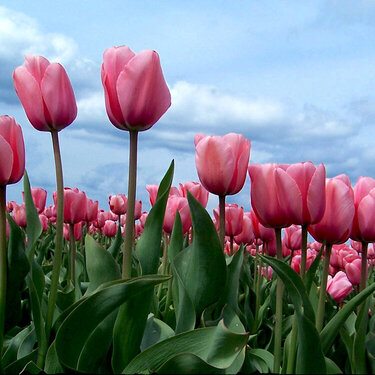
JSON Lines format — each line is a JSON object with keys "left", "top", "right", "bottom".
{"left": 163, "top": 195, "right": 191, "bottom": 234}
{"left": 109, "top": 194, "right": 127, "bottom": 215}
{"left": 22, "top": 187, "right": 47, "bottom": 214}
{"left": 54, "top": 188, "right": 87, "bottom": 224}
{"left": 179, "top": 181, "right": 209, "bottom": 208}
{"left": 326, "top": 271, "right": 353, "bottom": 303}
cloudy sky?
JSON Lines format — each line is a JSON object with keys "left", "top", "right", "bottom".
{"left": 2, "top": 1, "right": 375, "bottom": 215}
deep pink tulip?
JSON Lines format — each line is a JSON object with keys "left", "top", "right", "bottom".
{"left": 326, "top": 271, "right": 353, "bottom": 303}
{"left": 234, "top": 212, "right": 255, "bottom": 246}
{"left": 0, "top": 115, "right": 25, "bottom": 186}
{"left": 345, "top": 257, "right": 363, "bottom": 286}
{"left": 85, "top": 198, "right": 98, "bottom": 223}
{"left": 249, "top": 210, "right": 275, "bottom": 243}
{"left": 308, "top": 176, "right": 355, "bottom": 244}
{"left": 134, "top": 200, "right": 142, "bottom": 220}
{"left": 102, "top": 220, "right": 117, "bottom": 237}
{"left": 179, "top": 181, "right": 209, "bottom": 208}
{"left": 63, "top": 222, "right": 83, "bottom": 241}
{"left": 163, "top": 195, "right": 191, "bottom": 234}
{"left": 39, "top": 214, "right": 49, "bottom": 232}
{"left": 274, "top": 162, "right": 326, "bottom": 225}
{"left": 22, "top": 187, "right": 47, "bottom": 214}
{"left": 260, "top": 266, "right": 273, "bottom": 280}
{"left": 44, "top": 205, "right": 56, "bottom": 219}
{"left": 248, "top": 163, "right": 291, "bottom": 228}
{"left": 13, "top": 56, "right": 77, "bottom": 132}
{"left": 330, "top": 244, "right": 358, "bottom": 270}
{"left": 109, "top": 194, "right": 127, "bottom": 215}
{"left": 139, "top": 212, "right": 148, "bottom": 228}
{"left": 291, "top": 249, "right": 318, "bottom": 274}
{"left": 351, "top": 177, "right": 375, "bottom": 242}
{"left": 213, "top": 203, "right": 244, "bottom": 237}
{"left": 195, "top": 133, "right": 251, "bottom": 196}
{"left": 224, "top": 239, "right": 240, "bottom": 256}
{"left": 146, "top": 185, "right": 159, "bottom": 206}
{"left": 101, "top": 46, "right": 171, "bottom": 131}
{"left": 12, "top": 203, "right": 27, "bottom": 228}
{"left": 283, "top": 225, "right": 302, "bottom": 251}
{"left": 54, "top": 188, "right": 87, "bottom": 224}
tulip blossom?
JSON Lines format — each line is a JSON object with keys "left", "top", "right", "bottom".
{"left": 13, "top": 56, "right": 77, "bottom": 132}
{"left": 22, "top": 187, "right": 47, "bottom": 214}
{"left": 54, "top": 188, "right": 87, "bottom": 224}
{"left": 326, "top": 271, "right": 353, "bottom": 303}
{"left": 12, "top": 203, "right": 27, "bottom": 228}
{"left": 134, "top": 200, "right": 142, "bottom": 220}
{"left": 234, "top": 212, "right": 255, "bottom": 246}
{"left": 274, "top": 162, "right": 326, "bottom": 226}
{"left": 290, "top": 249, "right": 318, "bottom": 274}
{"left": 213, "top": 203, "right": 244, "bottom": 237}
{"left": 109, "top": 194, "right": 127, "bottom": 215}
{"left": 102, "top": 220, "right": 117, "bottom": 237}
{"left": 39, "top": 214, "right": 49, "bottom": 232}
{"left": 179, "top": 181, "right": 209, "bottom": 208}
{"left": 345, "top": 257, "right": 363, "bottom": 286}
{"left": 63, "top": 222, "right": 83, "bottom": 241}
{"left": 283, "top": 225, "right": 302, "bottom": 251}
{"left": 163, "top": 196, "right": 191, "bottom": 234}
{"left": 85, "top": 198, "right": 98, "bottom": 223}
{"left": 0, "top": 116, "right": 25, "bottom": 187}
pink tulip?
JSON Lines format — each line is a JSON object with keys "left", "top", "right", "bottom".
{"left": 326, "top": 271, "right": 353, "bottom": 303}
{"left": 102, "top": 220, "right": 117, "bottom": 237}
{"left": 345, "top": 257, "right": 363, "bottom": 285}
{"left": 179, "top": 181, "right": 209, "bottom": 208}
{"left": 139, "top": 212, "right": 148, "bottom": 228}
{"left": 195, "top": 133, "right": 251, "bottom": 196}
{"left": 291, "top": 249, "right": 318, "bottom": 274}
{"left": 249, "top": 210, "right": 275, "bottom": 243}
{"left": 63, "top": 222, "right": 83, "bottom": 241}
{"left": 44, "top": 205, "right": 56, "bottom": 219}
{"left": 12, "top": 203, "right": 27, "bottom": 228}
{"left": 22, "top": 187, "right": 47, "bottom": 214}
{"left": 39, "top": 214, "right": 49, "bottom": 232}
{"left": 274, "top": 162, "right": 326, "bottom": 225}
{"left": 6, "top": 201, "right": 17, "bottom": 213}
{"left": 330, "top": 244, "right": 358, "bottom": 270}
{"left": 283, "top": 225, "right": 302, "bottom": 251}
{"left": 101, "top": 46, "right": 171, "bottom": 131}
{"left": 308, "top": 176, "right": 355, "bottom": 244}
{"left": 54, "top": 188, "right": 87, "bottom": 224}
{"left": 134, "top": 200, "right": 142, "bottom": 220}
{"left": 213, "top": 203, "right": 244, "bottom": 237}
{"left": 163, "top": 196, "right": 191, "bottom": 234}
{"left": 109, "top": 194, "right": 127, "bottom": 215}
{"left": 146, "top": 185, "right": 159, "bottom": 206}
{"left": 0, "top": 115, "right": 25, "bottom": 186}
{"left": 13, "top": 56, "right": 77, "bottom": 132}
{"left": 234, "top": 212, "right": 255, "bottom": 245}
{"left": 85, "top": 198, "right": 98, "bottom": 223}
{"left": 248, "top": 163, "right": 291, "bottom": 228}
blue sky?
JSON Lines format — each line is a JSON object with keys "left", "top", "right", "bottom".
{"left": 2, "top": 1, "right": 375, "bottom": 214}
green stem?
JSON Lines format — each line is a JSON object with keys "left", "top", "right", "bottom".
{"left": 300, "top": 224, "right": 308, "bottom": 280}
{"left": 157, "top": 234, "right": 168, "bottom": 300}
{"left": 0, "top": 186, "right": 6, "bottom": 368}
{"left": 44, "top": 131, "right": 64, "bottom": 363}
{"left": 359, "top": 242, "right": 368, "bottom": 293}
{"left": 316, "top": 243, "right": 332, "bottom": 333}
{"left": 123, "top": 130, "right": 138, "bottom": 279}
{"left": 230, "top": 235, "right": 234, "bottom": 256}
{"left": 69, "top": 223, "right": 76, "bottom": 283}
{"left": 219, "top": 195, "right": 226, "bottom": 249}
{"left": 274, "top": 227, "right": 284, "bottom": 373}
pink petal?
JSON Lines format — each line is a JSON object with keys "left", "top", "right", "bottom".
{"left": 0, "top": 135, "right": 13, "bottom": 186}
{"left": 306, "top": 163, "right": 326, "bottom": 224}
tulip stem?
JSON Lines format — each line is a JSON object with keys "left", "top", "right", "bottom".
{"left": 300, "top": 224, "right": 308, "bottom": 280}
{"left": 69, "top": 223, "right": 76, "bottom": 284}
{"left": 274, "top": 227, "right": 284, "bottom": 374}
{"left": 45, "top": 131, "right": 64, "bottom": 349}
{"left": 219, "top": 195, "right": 226, "bottom": 249}
{"left": 123, "top": 130, "right": 138, "bottom": 279}
{"left": 316, "top": 243, "right": 332, "bottom": 333}
{"left": 359, "top": 242, "right": 368, "bottom": 293}
{"left": 157, "top": 234, "right": 169, "bottom": 300}
{"left": 0, "top": 185, "right": 7, "bottom": 368}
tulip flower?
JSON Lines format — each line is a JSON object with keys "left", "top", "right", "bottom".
{"left": 22, "top": 187, "right": 47, "bottom": 214}
{"left": 85, "top": 198, "right": 98, "bottom": 223}
{"left": 283, "top": 225, "right": 302, "bottom": 252}
{"left": 0, "top": 115, "right": 25, "bottom": 363}
{"left": 234, "top": 212, "right": 255, "bottom": 247}
{"left": 109, "top": 194, "right": 127, "bottom": 216}
{"left": 326, "top": 271, "right": 353, "bottom": 303}
{"left": 39, "top": 214, "right": 49, "bottom": 232}
{"left": 163, "top": 196, "right": 191, "bottom": 234}
{"left": 14, "top": 55, "right": 77, "bottom": 349}
{"left": 345, "top": 257, "right": 363, "bottom": 286}
{"left": 102, "top": 45, "right": 171, "bottom": 279}
{"left": 53, "top": 188, "right": 87, "bottom": 225}
{"left": 102, "top": 220, "right": 117, "bottom": 237}
{"left": 179, "top": 181, "right": 209, "bottom": 208}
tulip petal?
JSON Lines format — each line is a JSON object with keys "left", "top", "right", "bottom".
{"left": 13, "top": 66, "right": 48, "bottom": 131}
{"left": 41, "top": 63, "right": 77, "bottom": 130}
{"left": 306, "top": 163, "right": 326, "bottom": 224}
{"left": 357, "top": 192, "right": 375, "bottom": 242}
{"left": 0, "top": 135, "right": 13, "bottom": 186}
{"left": 116, "top": 50, "right": 171, "bottom": 131}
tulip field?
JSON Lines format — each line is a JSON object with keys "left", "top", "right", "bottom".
{"left": 0, "top": 46, "right": 374, "bottom": 374}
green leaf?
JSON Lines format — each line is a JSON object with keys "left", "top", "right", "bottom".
{"left": 4, "top": 350, "right": 37, "bottom": 375}
{"left": 84, "top": 234, "right": 121, "bottom": 295}
{"left": 168, "top": 211, "right": 184, "bottom": 264}
{"left": 137, "top": 160, "right": 174, "bottom": 275}
{"left": 44, "top": 341, "right": 64, "bottom": 374}
{"left": 23, "top": 170, "right": 42, "bottom": 255}
{"left": 108, "top": 222, "right": 123, "bottom": 260}
{"left": 325, "top": 356, "right": 343, "bottom": 374}
{"left": 260, "top": 254, "right": 326, "bottom": 374}
{"left": 20, "top": 361, "right": 42, "bottom": 374}
{"left": 140, "top": 314, "right": 175, "bottom": 351}
{"left": 173, "top": 192, "right": 227, "bottom": 318}
{"left": 305, "top": 242, "right": 324, "bottom": 293}
{"left": 55, "top": 275, "right": 170, "bottom": 372}
{"left": 320, "top": 282, "right": 375, "bottom": 354}
{"left": 246, "top": 348, "right": 274, "bottom": 373}
{"left": 124, "top": 319, "right": 249, "bottom": 374}
{"left": 5, "top": 214, "right": 29, "bottom": 331}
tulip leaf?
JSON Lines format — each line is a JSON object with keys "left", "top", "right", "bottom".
{"left": 108, "top": 223, "right": 123, "bottom": 260}
{"left": 84, "top": 234, "right": 121, "bottom": 295}
{"left": 23, "top": 170, "right": 42, "bottom": 255}
{"left": 168, "top": 211, "right": 183, "bottom": 263}
{"left": 172, "top": 192, "right": 227, "bottom": 320}
{"left": 245, "top": 348, "right": 274, "bottom": 373}
{"left": 140, "top": 314, "right": 175, "bottom": 351}
{"left": 55, "top": 275, "right": 170, "bottom": 372}
{"left": 320, "top": 282, "right": 375, "bottom": 354}
{"left": 3, "top": 349, "right": 38, "bottom": 375}
{"left": 259, "top": 254, "right": 326, "bottom": 374}
{"left": 44, "top": 341, "right": 64, "bottom": 374}
{"left": 5, "top": 214, "right": 29, "bottom": 331}
{"left": 123, "top": 318, "right": 249, "bottom": 374}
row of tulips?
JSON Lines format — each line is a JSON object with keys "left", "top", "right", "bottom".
{"left": 0, "top": 43, "right": 374, "bottom": 374}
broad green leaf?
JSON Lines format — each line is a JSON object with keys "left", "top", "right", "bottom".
{"left": 260, "top": 255, "right": 326, "bottom": 374}
{"left": 17, "top": 327, "right": 36, "bottom": 359}
{"left": 108, "top": 222, "right": 123, "bottom": 260}
{"left": 320, "top": 282, "right": 375, "bottom": 354}
{"left": 20, "top": 361, "right": 42, "bottom": 374}
{"left": 4, "top": 349, "right": 37, "bottom": 375}
{"left": 5, "top": 214, "right": 29, "bottom": 331}
{"left": 55, "top": 275, "right": 170, "bottom": 372}
{"left": 124, "top": 319, "right": 249, "bottom": 374}
{"left": 56, "top": 281, "right": 75, "bottom": 312}
{"left": 140, "top": 314, "right": 175, "bottom": 351}
{"left": 23, "top": 170, "right": 42, "bottom": 255}
{"left": 168, "top": 211, "right": 183, "bottom": 263}
{"left": 44, "top": 341, "right": 64, "bottom": 374}
{"left": 137, "top": 160, "right": 174, "bottom": 275}
{"left": 325, "top": 356, "right": 343, "bottom": 374}
{"left": 84, "top": 234, "right": 121, "bottom": 295}
{"left": 246, "top": 348, "right": 274, "bottom": 373}
{"left": 172, "top": 192, "right": 227, "bottom": 318}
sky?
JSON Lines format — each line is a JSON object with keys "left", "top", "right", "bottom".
{"left": 2, "top": 1, "right": 375, "bottom": 215}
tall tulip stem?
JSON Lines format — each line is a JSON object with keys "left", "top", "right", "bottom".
{"left": 0, "top": 185, "right": 7, "bottom": 366}
{"left": 69, "top": 223, "right": 76, "bottom": 283}
{"left": 219, "top": 195, "right": 226, "bottom": 249}
{"left": 360, "top": 241, "right": 368, "bottom": 293}
{"left": 274, "top": 227, "right": 284, "bottom": 373}
{"left": 300, "top": 224, "right": 308, "bottom": 280}
{"left": 123, "top": 130, "right": 138, "bottom": 279}
{"left": 316, "top": 243, "right": 332, "bottom": 333}
{"left": 45, "top": 131, "right": 64, "bottom": 342}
